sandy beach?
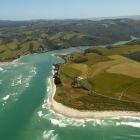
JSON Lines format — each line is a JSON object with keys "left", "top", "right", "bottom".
{"left": 48, "top": 73, "right": 140, "bottom": 119}
{"left": 0, "top": 58, "right": 19, "bottom": 65}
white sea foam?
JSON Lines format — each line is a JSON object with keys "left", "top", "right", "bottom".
{"left": 46, "top": 106, "right": 140, "bottom": 128}
{"left": 46, "top": 78, "right": 52, "bottom": 98}
{"left": 43, "top": 130, "right": 58, "bottom": 140}
{"left": 46, "top": 112, "right": 88, "bottom": 128}
{"left": 44, "top": 76, "right": 99, "bottom": 128}
{"left": 121, "top": 116, "right": 140, "bottom": 120}
{"left": 24, "top": 77, "right": 32, "bottom": 87}
{"left": 13, "top": 62, "right": 24, "bottom": 67}
{"left": 17, "top": 79, "right": 22, "bottom": 84}
{"left": 46, "top": 74, "right": 140, "bottom": 129}
{"left": 121, "top": 122, "right": 140, "bottom": 128}
{"left": 47, "top": 86, "right": 50, "bottom": 92}
{"left": 42, "top": 100, "right": 48, "bottom": 109}
{"left": 116, "top": 121, "right": 140, "bottom": 128}
{"left": 45, "top": 70, "right": 140, "bottom": 128}
{"left": 92, "top": 119, "right": 104, "bottom": 126}
{"left": 48, "top": 78, "right": 51, "bottom": 85}
{"left": 30, "top": 67, "right": 37, "bottom": 75}
{"left": 11, "top": 74, "right": 34, "bottom": 87}
{"left": 50, "top": 119, "right": 67, "bottom": 127}
{"left": 2, "top": 95, "right": 10, "bottom": 101}
{"left": 38, "top": 111, "right": 44, "bottom": 117}
{"left": 41, "top": 78, "right": 52, "bottom": 109}
{"left": 11, "top": 92, "right": 19, "bottom": 101}
{"left": 11, "top": 75, "right": 23, "bottom": 86}
{"left": 0, "top": 67, "right": 4, "bottom": 71}
{"left": 71, "top": 119, "right": 86, "bottom": 127}
{"left": 42, "top": 103, "right": 46, "bottom": 109}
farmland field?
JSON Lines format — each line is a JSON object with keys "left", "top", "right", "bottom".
{"left": 55, "top": 45, "right": 140, "bottom": 110}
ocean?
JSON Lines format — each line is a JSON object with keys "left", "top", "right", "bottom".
{"left": 0, "top": 47, "right": 140, "bottom": 140}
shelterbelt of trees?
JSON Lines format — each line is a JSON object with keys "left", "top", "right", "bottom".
{"left": 54, "top": 44, "right": 140, "bottom": 111}
{"left": 1, "top": 18, "right": 140, "bottom": 61}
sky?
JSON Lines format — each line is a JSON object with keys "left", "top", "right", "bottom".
{"left": 0, "top": 0, "right": 140, "bottom": 20}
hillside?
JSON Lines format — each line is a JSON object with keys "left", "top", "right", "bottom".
{"left": 1, "top": 18, "right": 140, "bottom": 61}
{"left": 54, "top": 44, "right": 140, "bottom": 111}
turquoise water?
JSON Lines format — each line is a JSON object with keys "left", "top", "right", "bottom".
{"left": 99, "top": 36, "right": 139, "bottom": 48}
{"left": 0, "top": 47, "right": 140, "bottom": 140}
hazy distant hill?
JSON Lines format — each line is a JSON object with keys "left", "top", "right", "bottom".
{"left": 89, "top": 15, "right": 140, "bottom": 21}
{"left": 0, "top": 18, "right": 140, "bottom": 61}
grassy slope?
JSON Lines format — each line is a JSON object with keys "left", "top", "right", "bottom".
{"left": 1, "top": 18, "right": 140, "bottom": 62}
{"left": 0, "top": 32, "right": 97, "bottom": 61}
{"left": 54, "top": 45, "right": 140, "bottom": 111}
{"left": 0, "top": 40, "right": 40, "bottom": 61}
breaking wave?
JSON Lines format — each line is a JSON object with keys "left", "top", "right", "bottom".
{"left": 39, "top": 74, "right": 140, "bottom": 129}
{"left": 43, "top": 130, "right": 58, "bottom": 140}
{"left": 11, "top": 67, "right": 37, "bottom": 88}
{"left": 41, "top": 110, "right": 140, "bottom": 129}
{"left": 0, "top": 67, "right": 4, "bottom": 71}
{"left": 116, "top": 121, "right": 140, "bottom": 128}
{"left": 2, "top": 94, "right": 10, "bottom": 101}
{"left": 30, "top": 67, "right": 37, "bottom": 75}
{"left": 38, "top": 111, "right": 44, "bottom": 117}
{"left": 11, "top": 75, "right": 23, "bottom": 86}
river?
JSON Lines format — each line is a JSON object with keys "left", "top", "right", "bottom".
{"left": 0, "top": 45, "right": 140, "bottom": 140}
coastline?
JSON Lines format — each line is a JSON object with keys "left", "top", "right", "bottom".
{"left": 0, "top": 58, "right": 18, "bottom": 65}
{"left": 48, "top": 70, "right": 140, "bottom": 119}
{"left": 0, "top": 53, "right": 31, "bottom": 65}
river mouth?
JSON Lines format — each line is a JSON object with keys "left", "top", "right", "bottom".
{"left": 0, "top": 40, "right": 140, "bottom": 140}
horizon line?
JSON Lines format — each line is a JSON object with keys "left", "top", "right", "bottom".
{"left": 0, "top": 14, "right": 140, "bottom": 22}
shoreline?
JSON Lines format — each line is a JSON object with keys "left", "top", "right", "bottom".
{"left": 0, "top": 58, "right": 18, "bottom": 65}
{"left": 48, "top": 70, "right": 140, "bottom": 119}
{"left": 0, "top": 37, "right": 137, "bottom": 64}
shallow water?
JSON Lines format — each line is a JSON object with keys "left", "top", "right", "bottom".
{"left": 0, "top": 46, "right": 140, "bottom": 140}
